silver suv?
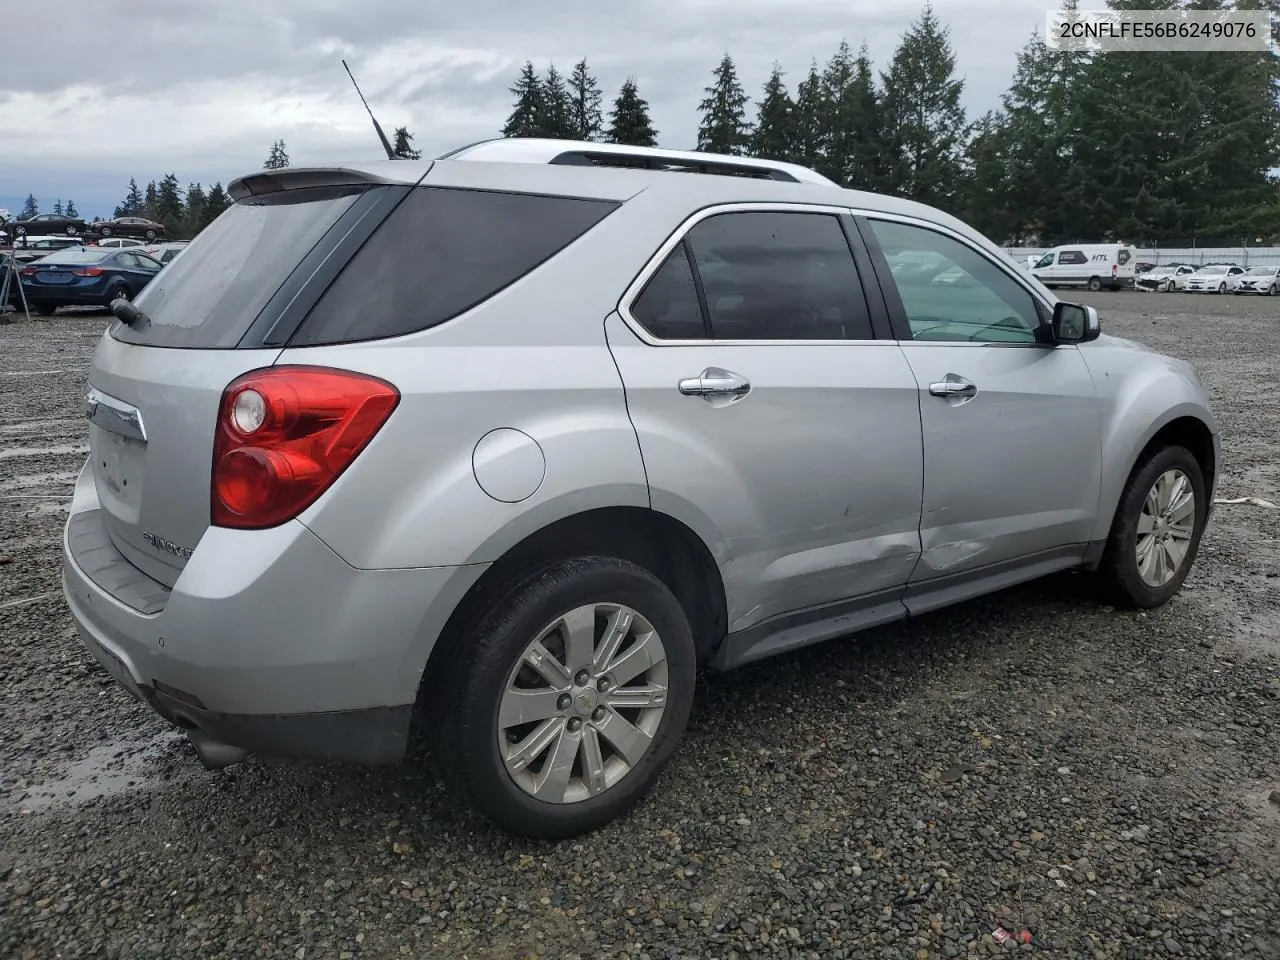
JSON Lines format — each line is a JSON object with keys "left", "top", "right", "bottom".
{"left": 61, "top": 139, "right": 1220, "bottom": 838}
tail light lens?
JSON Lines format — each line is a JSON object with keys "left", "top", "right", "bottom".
{"left": 19, "top": 267, "right": 34, "bottom": 277}
{"left": 72, "top": 267, "right": 104, "bottom": 277}
{"left": 211, "top": 366, "right": 400, "bottom": 529}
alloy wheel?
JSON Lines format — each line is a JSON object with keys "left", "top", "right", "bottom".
{"left": 1135, "top": 468, "right": 1196, "bottom": 588}
{"left": 498, "top": 602, "right": 669, "bottom": 804}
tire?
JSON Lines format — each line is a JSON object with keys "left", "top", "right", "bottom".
{"left": 1217, "top": 282, "right": 1226, "bottom": 294}
{"left": 107, "top": 284, "right": 129, "bottom": 306}
{"left": 433, "top": 556, "right": 696, "bottom": 839}
{"left": 145, "top": 229, "right": 156, "bottom": 240}
{"left": 1098, "top": 446, "right": 1207, "bottom": 608}
{"left": 1087, "top": 276, "right": 1103, "bottom": 292}
{"left": 1270, "top": 284, "right": 1277, "bottom": 297}
{"left": 100, "top": 226, "right": 112, "bottom": 237}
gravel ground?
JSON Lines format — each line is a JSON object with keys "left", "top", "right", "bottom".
{"left": 2, "top": 293, "right": 1279, "bottom": 960}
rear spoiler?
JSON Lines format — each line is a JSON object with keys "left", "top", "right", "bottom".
{"left": 227, "top": 163, "right": 433, "bottom": 201}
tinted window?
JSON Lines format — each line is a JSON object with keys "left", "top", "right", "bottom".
{"left": 867, "top": 219, "right": 1041, "bottom": 344}
{"left": 631, "top": 242, "right": 706, "bottom": 339}
{"left": 1058, "top": 250, "right": 1087, "bottom": 265}
{"left": 1118, "top": 249, "right": 1131, "bottom": 264}
{"left": 684, "top": 211, "right": 872, "bottom": 340}
{"left": 293, "top": 187, "right": 619, "bottom": 346}
{"left": 112, "top": 185, "right": 366, "bottom": 348}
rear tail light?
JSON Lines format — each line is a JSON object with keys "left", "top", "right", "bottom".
{"left": 211, "top": 366, "right": 400, "bottom": 529}
{"left": 72, "top": 267, "right": 104, "bottom": 277}
{"left": 19, "top": 267, "right": 34, "bottom": 277}
{"left": 1112, "top": 264, "right": 1118, "bottom": 275}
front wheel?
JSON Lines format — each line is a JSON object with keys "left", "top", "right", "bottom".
{"left": 1098, "top": 446, "right": 1207, "bottom": 608}
{"left": 1218, "top": 282, "right": 1226, "bottom": 293}
{"left": 145, "top": 229, "right": 156, "bottom": 240}
{"left": 1087, "top": 276, "right": 1103, "bottom": 292}
{"left": 434, "top": 556, "right": 696, "bottom": 839}
{"left": 100, "top": 226, "right": 112, "bottom": 237}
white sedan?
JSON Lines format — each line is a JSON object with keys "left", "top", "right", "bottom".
{"left": 1182, "top": 264, "right": 1245, "bottom": 294}
{"left": 1233, "top": 265, "right": 1280, "bottom": 296}
{"left": 1138, "top": 264, "right": 1197, "bottom": 292}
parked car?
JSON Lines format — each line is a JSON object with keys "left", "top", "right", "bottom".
{"left": 1182, "top": 264, "right": 1245, "bottom": 293}
{"left": 140, "top": 241, "right": 189, "bottom": 264}
{"left": 1031, "top": 243, "right": 1136, "bottom": 291}
{"left": 19, "top": 246, "right": 162, "bottom": 314}
{"left": 1232, "top": 264, "right": 1280, "bottom": 295}
{"left": 1136, "top": 263, "right": 1197, "bottom": 292}
{"left": 92, "top": 237, "right": 145, "bottom": 249}
{"left": 13, "top": 234, "right": 86, "bottom": 253}
{"left": 9, "top": 212, "right": 88, "bottom": 236}
{"left": 91, "top": 216, "right": 165, "bottom": 240}
{"left": 61, "top": 138, "right": 1220, "bottom": 839}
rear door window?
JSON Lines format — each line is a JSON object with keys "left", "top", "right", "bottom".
{"left": 683, "top": 211, "right": 874, "bottom": 340}
{"left": 290, "top": 187, "right": 620, "bottom": 346}
{"left": 111, "top": 185, "right": 368, "bottom": 348}
{"left": 630, "top": 243, "right": 708, "bottom": 339}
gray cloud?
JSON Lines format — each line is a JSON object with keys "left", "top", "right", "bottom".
{"left": 3, "top": 0, "right": 1047, "bottom": 217}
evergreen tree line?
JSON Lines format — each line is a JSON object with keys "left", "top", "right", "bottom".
{"left": 501, "top": 1, "right": 1280, "bottom": 245}
{"left": 111, "top": 175, "right": 232, "bottom": 240}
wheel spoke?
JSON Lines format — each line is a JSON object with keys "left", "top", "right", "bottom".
{"left": 533, "top": 723, "right": 582, "bottom": 802}
{"left": 499, "top": 688, "right": 566, "bottom": 728}
{"left": 580, "top": 726, "right": 607, "bottom": 796}
{"left": 606, "top": 628, "right": 665, "bottom": 687}
{"left": 523, "top": 640, "right": 572, "bottom": 689}
{"left": 1168, "top": 487, "right": 1195, "bottom": 525}
{"left": 606, "top": 683, "right": 668, "bottom": 710}
{"left": 594, "top": 709, "right": 652, "bottom": 766}
{"left": 1137, "top": 512, "right": 1157, "bottom": 535}
{"left": 560, "top": 606, "right": 597, "bottom": 674}
{"left": 593, "top": 606, "right": 633, "bottom": 674}
{"left": 504, "top": 717, "right": 563, "bottom": 774}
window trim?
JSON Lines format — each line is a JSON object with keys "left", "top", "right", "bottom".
{"left": 618, "top": 201, "right": 892, "bottom": 347}
{"left": 852, "top": 210, "right": 1059, "bottom": 349}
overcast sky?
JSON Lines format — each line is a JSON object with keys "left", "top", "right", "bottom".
{"left": 1, "top": 0, "right": 1051, "bottom": 219}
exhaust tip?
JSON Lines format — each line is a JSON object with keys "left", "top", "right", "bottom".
{"left": 187, "top": 730, "right": 249, "bottom": 770}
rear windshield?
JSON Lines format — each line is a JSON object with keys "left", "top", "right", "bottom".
{"left": 111, "top": 185, "right": 366, "bottom": 348}
{"left": 289, "top": 186, "right": 620, "bottom": 346}
{"left": 34, "top": 250, "right": 104, "bottom": 265}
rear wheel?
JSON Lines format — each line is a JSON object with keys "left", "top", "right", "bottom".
{"left": 434, "top": 556, "right": 696, "bottom": 839}
{"left": 145, "top": 229, "right": 156, "bottom": 240}
{"left": 106, "top": 284, "right": 129, "bottom": 306}
{"left": 100, "top": 226, "right": 112, "bottom": 237}
{"left": 1087, "top": 276, "right": 1103, "bottom": 292}
{"left": 1098, "top": 446, "right": 1207, "bottom": 608}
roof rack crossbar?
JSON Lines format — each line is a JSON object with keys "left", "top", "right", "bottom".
{"left": 548, "top": 150, "right": 800, "bottom": 183}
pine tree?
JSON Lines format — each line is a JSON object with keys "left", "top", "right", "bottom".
{"left": 155, "top": 174, "right": 185, "bottom": 236}
{"left": 392, "top": 126, "right": 422, "bottom": 159}
{"left": 791, "top": 61, "right": 826, "bottom": 169}
{"left": 263, "top": 139, "right": 290, "bottom": 169}
{"left": 879, "top": 4, "right": 968, "bottom": 207}
{"left": 53, "top": 199, "right": 64, "bottom": 216}
{"left": 115, "top": 179, "right": 144, "bottom": 219}
{"left": 65, "top": 200, "right": 78, "bottom": 218}
{"left": 957, "top": 111, "right": 1016, "bottom": 241}
{"left": 817, "top": 41, "right": 884, "bottom": 189}
{"left": 143, "top": 181, "right": 160, "bottom": 221}
{"left": 607, "top": 78, "right": 659, "bottom": 146}
{"left": 697, "top": 53, "right": 752, "bottom": 155}
{"left": 21, "top": 194, "right": 37, "bottom": 218}
{"left": 568, "top": 59, "right": 604, "bottom": 141}
{"left": 202, "top": 183, "right": 230, "bottom": 228}
{"left": 503, "top": 61, "right": 546, "bottom": 138}
{"left": 752, "top": 64, "right": 796, "bottom": 162}
{"left": 184, "top": 183, "right": 207, "bottom": 238}
{"left": 540, "top": 63, "right": 575, "bottom": 138}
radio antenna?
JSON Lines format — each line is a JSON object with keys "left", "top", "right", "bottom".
{"left": 342, "top": 59, "right": 396, "bottom": 159}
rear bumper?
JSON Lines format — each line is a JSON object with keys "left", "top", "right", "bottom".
{"left": 21, "top": 282, "right": 112, "bottom": 304}
{"left": 60, "top": 459, "right": 486, "bottom": 764}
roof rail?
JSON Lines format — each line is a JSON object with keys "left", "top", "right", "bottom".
{"left": 436, "top": 138, "right": 838, "bottom": 186}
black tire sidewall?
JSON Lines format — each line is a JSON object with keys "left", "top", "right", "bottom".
{"left": 443, "top": 556, "right": 696, "bottom": 839}
{"left": 1104, "top": 446, "right": 1207, "bottom": 607}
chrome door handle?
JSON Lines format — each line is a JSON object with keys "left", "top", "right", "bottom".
{"left": 678, "top": 368, "right": 751, "bottom": 398}
{"left": 928, "top": 376, "right": 977, "bottom": 398}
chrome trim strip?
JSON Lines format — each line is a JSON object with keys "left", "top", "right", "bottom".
{"left": 84, "top": 386, "right": 147, "bottom": 442}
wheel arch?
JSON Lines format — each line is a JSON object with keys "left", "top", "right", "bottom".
{"left": 413, "top": 505, "right": 729, "bottom": 724}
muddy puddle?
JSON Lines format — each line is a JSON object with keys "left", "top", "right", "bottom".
{"left": 12, "top": 731, "right": 212, "bottom": 813}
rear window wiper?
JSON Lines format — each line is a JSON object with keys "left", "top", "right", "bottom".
{"left": 111, "top": 298, "right": 150, "bottom": 330}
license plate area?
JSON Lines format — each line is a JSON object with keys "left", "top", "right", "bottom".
{"left": 91, "top": 427, "right": 146, "bottom": 516}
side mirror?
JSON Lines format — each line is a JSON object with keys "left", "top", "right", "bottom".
{"left": 1051, "top": 301, "right": 1100, "bottom": 344}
